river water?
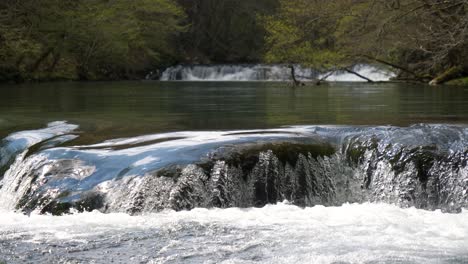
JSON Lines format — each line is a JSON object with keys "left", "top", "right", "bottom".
{"left": 1, "top": 81, "right": 467, "bottom": 142}
{"left": 0, "top": 81, "right": 467, "bottom": 263}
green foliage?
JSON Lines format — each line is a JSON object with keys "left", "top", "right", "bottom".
{"left": 446, "top": 77, "right": 468, "bottom": 86}
{"left": 3, "top": 0, "right": 468, "bottom": 83}
{"left": 262, "top": 0, "right": 468, "bottom": 83}
{"left": 177, "top": 0, "right": 277, "bottom": 63}
{"left": 262, "top": 0, "right": 349, "bottom": 71}
{"left": 0, "top": 0, "right": 186, "bottom": 81}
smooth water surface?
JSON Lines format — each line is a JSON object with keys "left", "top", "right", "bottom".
{"left": 1, "top": 81, "right": 468, "bottom": 144}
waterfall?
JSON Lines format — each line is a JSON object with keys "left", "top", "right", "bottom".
{"left": 0, "top": 123, "right": 466, "bottom": 215}
{"left": 159, "top": 64, "right": 395, "bottom": 82}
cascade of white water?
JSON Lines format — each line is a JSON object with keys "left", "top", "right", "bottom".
{"left": 0, "top": 124, "right": 466, "bottom": 214}
{"left": 160, "top": 64, "right": 395, "bottom": 82}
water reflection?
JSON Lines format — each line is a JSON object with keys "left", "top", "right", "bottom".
{"left": 0, "top": 81, "right": 467, "bottom": 144}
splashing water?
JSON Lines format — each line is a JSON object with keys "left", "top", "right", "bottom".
{"left": 160, "top": 64, "right": 395, "bottom": 82}
{"left": 0, "top": 203, "right": 467, "bottom": 263}
{"left": 0, "top": 123, "right": 466, "bottom": 214}
{"left": 0, "top": 122, "right": 467, "bottom": 263}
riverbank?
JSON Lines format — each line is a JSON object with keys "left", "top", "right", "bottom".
{"left": 3, "top": 64, "right": 468, "bottom": 86}
{"left": 1, "top": 64, "right": 394, "bottom": 84}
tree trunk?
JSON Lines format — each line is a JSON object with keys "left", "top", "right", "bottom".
{"left": 429, "top": 66, "right": 465, "bottom": 85}
{"left": 359, "top": 54, "right": 430, "bottom": 82}
{"left": 343, "top": 67, "right": 374, "bottom": 82}
{"left": 315, "top": 70, "right": 335, "bottom": 85}
{"left": 289, "top": 65, "right": 303, "bottom": 86}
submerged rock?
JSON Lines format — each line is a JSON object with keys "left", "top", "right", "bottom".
{"left": 0, "top": 123, "right": 466, "bottom": 215}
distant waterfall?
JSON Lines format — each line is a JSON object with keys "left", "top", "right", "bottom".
{"left": 160, "top": 64, "right": 395, "bottom": 82}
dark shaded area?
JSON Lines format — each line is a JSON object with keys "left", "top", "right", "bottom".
{"left": 176, "top": 0, "right": 277, "bottom": 63}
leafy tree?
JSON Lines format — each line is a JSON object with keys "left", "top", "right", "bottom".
{"left": 262, "top": 1, "right": 356, "bottom": 72}
{"left": 0, "top": 0, "right": 186, "bottom": 81}
{"left": 3, "top": 0, "right": 468, "bottom": 84}
{"left": 177, "top": 0, "right": 278, "bottom": 63}
{"left": 262, "top": 0, "right": 468, "bottom": 84}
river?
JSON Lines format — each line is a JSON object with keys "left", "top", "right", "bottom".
{"left": 0, "top": 79, "right": 467, "bottom": 263}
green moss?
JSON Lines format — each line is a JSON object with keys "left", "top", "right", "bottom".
{"left": 431, "top": 66, "right": 464, "bottom": 85}
{"left": 446, "top": 77, "right": 468, "bottom": 86}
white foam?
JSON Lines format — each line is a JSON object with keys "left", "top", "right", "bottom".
{"left": 160, "top": 64, "right": 395, "bottom": 82}
{"left": 324, "top": 66, "right": 396, "bottom": 82}
{"left": 5, "top": 121, "right": 78, "bottom": 145}
{"left": 132, "top": 156, "right": 160, "bottom": 166}
{"left": 1, "top": 203, "right": 467, "bottom": 263}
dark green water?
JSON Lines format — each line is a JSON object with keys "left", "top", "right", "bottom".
{"left": 1, "top": 81, "right": 467, "bottom": 144}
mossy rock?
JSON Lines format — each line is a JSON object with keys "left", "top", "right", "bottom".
{"left": 446, "top": 77, "right": 468, "bottom": 86}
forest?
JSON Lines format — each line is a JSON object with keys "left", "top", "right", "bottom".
{"left": 1, "top": 0, "right": 467, "bottom": 85}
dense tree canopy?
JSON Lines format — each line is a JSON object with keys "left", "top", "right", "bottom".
{"left": 176, "top": 0, "right": 277, "bottom": 63}
{"left": 263, "top": 0, "right": 468, "bottom": 84}
{"left": 0, "top": 0, "right": 185, "bottom": 81}
{"left": 262, "top": 1, "right": 348, "bottom": 71}
{"left": 1, "top": 0, "right": 468, "bottom": 84}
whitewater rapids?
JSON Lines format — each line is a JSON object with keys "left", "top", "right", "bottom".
{"left": 1, "top": 122, "right": 467, "bottom": 263}
{"left": 159, "top": 64, "right": 395, "bottom": 82}
{"left": 1, "top": 202, "right": 467, "bottom": 264}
